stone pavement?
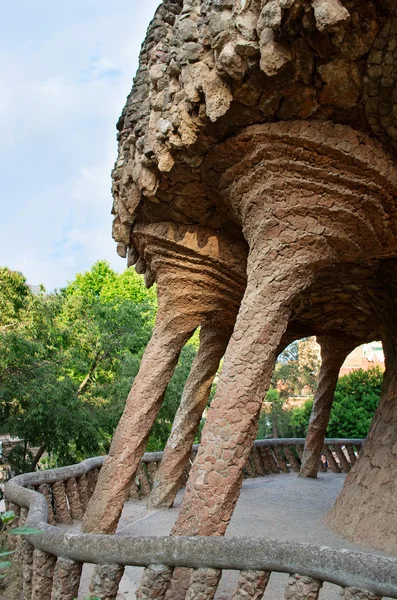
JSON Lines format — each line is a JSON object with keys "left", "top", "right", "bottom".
{"left": 75, "top": 472, "right": 391, "bottom": 599}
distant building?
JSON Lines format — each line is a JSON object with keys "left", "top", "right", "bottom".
{"left": 340, "top": 342, "right": 384, "bottom": 377}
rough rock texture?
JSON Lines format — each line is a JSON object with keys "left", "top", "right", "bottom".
{"left": 136, "top": 564, "right": 173, "bottom": 600}
{"left": 231, "top": 569, "right": 270, "bottom": 599}
{"left": 184, "top": 568, "right": 222, "bottom": 600}
{"left": 339, "top": 589, "right": 382, "bottom": 600}
{"left": 83, "top": 224, "right": 247, "bottom": 534}
{"left": 50, "top": 558, "right": 82, "bottom": 600}
{"left": 285, "top": 574, "right": 323, "bottom": 599}
{"left": 84, "top": 0, "right": 397, "bottom": 576}
{"left": 89, "top": 564, "right": 125, "bottom": 600}
{"left": 327, "top": 315, "right": 397, "bottom": 554}
{"left": 31, "top": 549, "right": 56, "bottom": 600}
{"left": 148, "top": 321, "right": 235, "bottom": 508}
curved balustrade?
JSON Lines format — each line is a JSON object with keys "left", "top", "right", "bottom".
{"left": 5, "top": 438, "right": 393, "bottom": 600}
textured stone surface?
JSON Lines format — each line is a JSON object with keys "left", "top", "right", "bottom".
{"left": 327, "top": 323, "right": 397, "bottom": 554}
{"left": 339, "top": 588, "right": 382, "bottom": 600}
{"left": 50, "top": 557, "right": 82, "bottom": 600}
{"left": 135, "top": 564, "right": 173, "bottom": 600}
{"left": 31, "top": 549, "right": 56, "bottom": 600}
{"left": 38, "top": 484, "right": 56, "bottom": 525}
{"left": 65, "top": 477, "right": 83, "bottom": 521}
{"left": 89, "top": 564, "right": 125, "bottom": 600}
{"left": 52, "top": 481, "right": 72, "bottom": 524}
{"left": 231, "top": 569, "right": 270, "bottom": 599}
{"left": 285, "top": 574, "right": 323, "bottom": 599}
{"left": 7, "top": 463, "right": 397, "bottom": 598}
{"left": 184, "top": 568, "right": 222, "bottom": 600}
{"left": 148, "top": 321, "right": 235, "bottom": 509}
{"left": 83, "top": 224, "right": 247, "bottom": 534}
{"left": 83, "top": 0, "right": 397, "bottom": 582}
{"left": 300, "top": 336, "right": 356, "bottom": 478}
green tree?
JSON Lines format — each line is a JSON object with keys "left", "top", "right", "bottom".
{"left": 287, "top": 368, "right": 383, "bottom": 439}
{"left": 0, "top": 268, "right": 31, "bottom": 328}
{"left": 0, "top": 262, "right": 198, "bottom": 471}
{"left": 327, "top": 367, "right": 383, "bottom": 438}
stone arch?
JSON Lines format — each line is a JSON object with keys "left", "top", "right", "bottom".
{"left": 84, "top": 0, "right": 397, "bottom": 564}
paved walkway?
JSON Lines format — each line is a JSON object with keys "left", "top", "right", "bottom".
{"left": 77, "top": 472, "right": 388, "bottom": 599}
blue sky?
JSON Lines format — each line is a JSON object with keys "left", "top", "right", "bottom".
{"left": 0, "top": 0, "right": 160, "bottom": 289}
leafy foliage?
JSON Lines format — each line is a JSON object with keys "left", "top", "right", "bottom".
{"left": 0, "top": 262, "right": 197, "bottom": 473}
{"left": 0, "top": 511, "right": 41, "bottom": 582}
{"left": 257, "top": 339, "right": 320, "bottom": 439}
{"left": 327, "top": 368, "right": 383, "bottom": 438}
{"left": 280, "top": 368, "right": 383, "bottom": 439}
{"left": 0, "top": 268, "right": 31, "bottom": 328}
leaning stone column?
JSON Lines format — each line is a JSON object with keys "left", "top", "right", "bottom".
{"left": 299, "top": 336, "right": 356, "bottom": 479}
{"left": 326, "top": 328, "right": 397, "bottom": 554}
{"left": 82, "top": 222, "right": 247, "bottom": 535}
{"left": 82, "top": 308, "right": 197, "bottom": 534}
{"left": 147, "top": 266, "right": 312, "bottom": 600}
{"left": 148, "top": 320, "right": 234, "bottom": 509}
{"left": 169, "top": 265, "right": 310, "bottom": 540}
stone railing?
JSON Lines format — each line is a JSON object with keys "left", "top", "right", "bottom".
{"left": 6, "top": 438, "right": 395, "bottom": 600}
{"left": 129, "top": 438, "right": 363, "bottom": 499}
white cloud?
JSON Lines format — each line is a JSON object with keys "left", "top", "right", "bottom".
{"left": 0, "top": 0, "right": 160, "bottom": 289}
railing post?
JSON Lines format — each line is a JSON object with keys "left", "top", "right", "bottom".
{"left": 50, "top": 557, "right": 83, "bottom": 600}
{"left": 232, "top": 570, "right": 271, "bottom": 599}
{"left": 52, "top": 481, "right": 72, "bottom": 524}
{"left": 244, "top": 456, "right": 257, "bottom": 477}
{"left": 89, "top": 564, "right": 125, "bottom": 600}
{"left": 22, "top": 539, "right": 34, "bottom": 600}
{"left": 273, "top": 445, "right": 289, "bottom": 473}
{"left": 136, "top": 564, "right": 173, "bottom": 600}
{"left": 185, "top": 568, "right": 222, "bottom": 600}
{"left": 324, "top": 445, "right": 341, "bottom": 473}
{"left": 137, "top": 463, "right": 152, "bottom": 497}
{"left": 76, "top": 474, "right": 90, "bottom": 512}
{"left": 15, "top": 506, "right": 34, "bottom": 600}
{"left": 250, "top": 446, "right": 266, "bottom": 476}
{"left": 86, "top": 467, "right": 99, "bottom": 497}
{"left": 65, "top": 477, "right": 84, "bottom": 520}
{"left": 345, "top": 445, "right": 357, "bottom": 467}
{"left": 31, "top": 549, "right": 56, "bottom": 600}
{"left": 6, "top": 502, "right": 20, "bottom": 550}
{"left": 285, "top": 574, "right": 323, "bottom": 599}
{"left": 37, "top": 484, "right": 56, "bottom": 525}
{"left": 283, "top": 446, "right": 300, "bottom": 472}
{"left": 333, "top": 444, "right": 351, "bottom": 473}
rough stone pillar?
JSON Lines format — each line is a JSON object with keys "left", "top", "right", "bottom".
{"left": 82, "top": 312, "right": 197, "bottom": 534}
{"left": 65, "top": 478, "right": 83, "bottom": 521}
{"left": 232, "top": 570, "right": 270, "bottom": 599}
{"left": 136, "top": 564, "right": 173, "bottom": 600}
{"left": 169, "top": 265, "right": 309, "bottom": 540}
{"left": 285, "top": 574, "right": 323, "bottom": 599}
{"left": 52, "top": 481, "right": 72, "bottom": 524}
{"left": 82, "top": 222, "right": 247, "bottom": 536}
{"left": 89, "top": 564, "right": 125, "bottom": 600}
{"left": 51, "top": 558, "right": 82, "bottom": 600}
{"left": 31, "top": 549, "right": 57, "bottom": 600}
{"left": 148, "top": 320, "right": 234, "bottom": 509}
{"left": 299, "top": 336, "right": 356, "bottom": 479}
{"left": 326, "top": 329, "right": 397, "bottom": 554}
{"left": 185, "top": 568, "right": 222, "bottom": 600}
